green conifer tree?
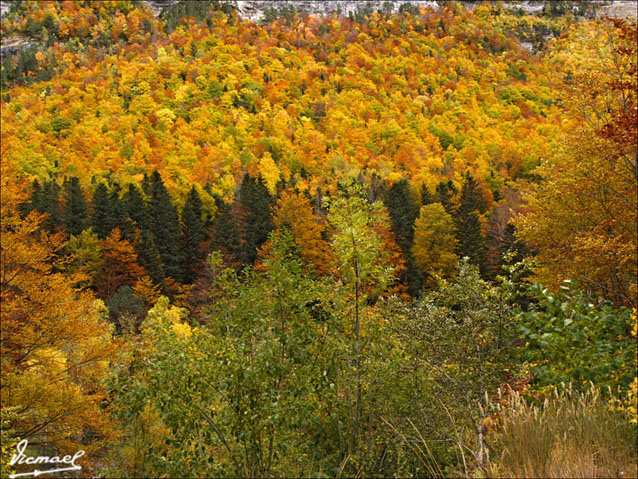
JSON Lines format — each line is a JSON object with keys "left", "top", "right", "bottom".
{"left": 180, "top": 186, "right": 206, "bottom": 283}
{"left": 90, "top": 182, "right": 113, "bottom": 239}
{"left": 211, "top": 196, "right": 242, "bottom": 267}
{"left": 20, "top": 178, "right": 60, "bottom": 232}
{"left": 36, "top": 179, "right": 62, "bottom": 232}
{"left": 19, "top": 179, "right": 42, "bottom": 217}
{"left": 420, "top": 184, "right": 433, "bottom": 206}
{"left": 238, "top": 174, "right": 274, "bottom": 265}
{"left": 108, "top": 182, "right": 126, "bottom": 233}
{"left": 148, "top": 170, "right": 182, "bottom": 281}
{"left": 61, "top": 176, "right": 87, "bottom": 236}
{"left": 435, "top": 180, "right": 457, "bottom": 215}
{"left": 454, "top": 172, "right": 487, "bottom": 273}
{"left": 136, "top": 229, "right": 164, "bottom": 284}
{"left": 122, "top": 183, "right": 148, "bottom": 239}
{"left": 384, "top": 179, "right": 422, "bottom": 295}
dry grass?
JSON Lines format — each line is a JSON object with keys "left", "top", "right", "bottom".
{"left": 487, "top": 385, "right": 637, "bottom": 478}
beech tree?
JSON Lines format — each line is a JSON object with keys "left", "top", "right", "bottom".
{"left": 1, "top": 172, "right": 119, "bottom": 457}
{"left": 412, "top": 203, "right": 459, "bottom": 288}
{"left": 514, "top": 18, "right": 637, "bottom": 306}
{"left": 67, "top": 227, "right": 104, "bottom": 287}
{"left": 97, "top": 228, "right": 147, "bottom": 300}
{"left": 273, "top": 191, "right": 332, "bottom": 276}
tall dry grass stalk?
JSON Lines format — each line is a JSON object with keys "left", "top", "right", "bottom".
{"left": 487, "top": 385, "right": 637, "bottom": 478}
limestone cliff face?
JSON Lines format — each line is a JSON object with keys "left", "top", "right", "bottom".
{"left": 139, "top": 0, "right": 637, "bottom": 20}
{"left": 140, "top": 0, "right": 440, "bottom": 19}
{"left": 147, "top": 0, "right": 638, "bottom": 21}
{"left": 235, "top": 1, "right": 438, "bottom": 22}
{"left": 2, "top": 0, "right": 636, "bottom": 20}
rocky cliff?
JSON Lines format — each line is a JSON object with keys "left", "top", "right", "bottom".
{"left": 2, "top": 0, "right": 636, "bottom": 21}
{"left": 142, "top": 0, "right": 636, "bottom": 21}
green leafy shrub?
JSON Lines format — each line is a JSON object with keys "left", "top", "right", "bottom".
{"left": 518, "top": 281, "right": 636, "bottom": 393}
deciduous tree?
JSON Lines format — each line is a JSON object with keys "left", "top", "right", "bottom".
{"left": 1, "top": 172, "right": 119, "bottom": 457}
{"left": 412, "top": 203, "right": 458, "bottom": 288}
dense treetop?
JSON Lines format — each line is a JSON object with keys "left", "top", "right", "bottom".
{"left": 2, "top": 1, "right": 569, "bottom": 200}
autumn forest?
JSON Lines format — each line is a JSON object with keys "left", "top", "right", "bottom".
{"left": 0, "top": 0, "right": 636, "bottom": 477}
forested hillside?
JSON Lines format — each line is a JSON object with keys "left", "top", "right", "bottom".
{"left": 1, "top": 1, "right": 636, "bottom": 478}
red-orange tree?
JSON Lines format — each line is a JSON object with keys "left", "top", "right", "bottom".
{"left": 514, "top": 18, "right": 637, "bottom": 306}
{"left": 1, "top": 171, "right": 120, "bottom": 458}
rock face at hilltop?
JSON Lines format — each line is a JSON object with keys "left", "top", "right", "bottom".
{"left": 140, "top": 0, "right": 636, "bottom": 21}
{"left": 235, "top": 1, "right": 439, "bottom": 22}
{"left": 2, "top": 0, "right": 636, "bottom": 21}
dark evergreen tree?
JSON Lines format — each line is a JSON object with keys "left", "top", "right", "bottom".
{"left": 148, "top": 170, "right": 182, "bottom": 281}
{"left": 141, "top": 173, "right": 152, "bottom": 196}
{"left": 108, "top": 182, "right": 126, "bottom": 233}
{"left": 20, "top": 178, "right": 60, "bottom": 232}
{"left": 19, "top": 179, "right": 42, "bottom": 217}
{"left": 27, "top": 179, "right": 61, "bottom": 232}
{"left": 457, "top": 171, "right": 487, "bottom": 215}
{"left": 384, "top": 179, "right": 422, "bottom": 295}
{"left": 420, "top": 183, "right": 433, "bottom": 206}
{"left": 122, "top": 183, "right": 148, "bottom": 239}
{"left": 454, "top": 172, "right": 487, "bottom": 273}
{"left": 90, "top": 182, "right": 113, "bottom": 239}
{"left": 180, "top": 186, "right": 206, "bottom": 283}
{"left": 238, "top": 174, "right": 274, "bottom": 265}
{"left": 61, "top": 176, "right": 87, "bottom": 235}
{"left": 135, "top": 229, "right": 164, "bottom": 284}
{"left": 435, "top": 180, "right": 457, "bottom": 215}
{"left": 211, "top": 195, "right": 242, "bottom": 267}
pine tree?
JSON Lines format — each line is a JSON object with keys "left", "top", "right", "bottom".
{"left": 141, "top": 173, "right": 151, "bottom": 196}
{"left": 385, "top": 179, "right": 418, "bottom": 251}
{"left": 148, "top": 170, "right": 182, "bottom": 281}
{"left": 122, "top": 183, "right": 148, "bottom": 239}
{"left": 90, "top": 182, "right": 113, "bottom": 239}
{"left": 457, "top": 171, "right": 487, "bottom": 215}
{"left": 120, "top": 183, "right": 163, "bottom": 282}
{"left": 108, "top": 182, "right": 126, "bottom": 233}
{"left": 19, "top": 179, "right": 42, "bottom": 217}
{"left": 211, "top": 195, "right": 242, "bottom": 267}
{"left": 33, "top": 179, "right": 62, "bottom": 232}
{"left": 180, "top": 186, "right": 206, "bottom": 283}
{"left": 384, "top": 179, "right": 422, "bottom": 295}
{"left": 435, "top": 180, "right": 457, "bottom": 215}
{"left": 420, "top": 184, "right": 433, "bottom": 206}
{"left": 454, "top": 172, "right": 487, "bottom": 273}
{"left": 61, "top": 176, "right": 87, "bottom": 236}
{"left": 135, "top": 229, "right": 164, "bottom": 284}
{"left": 238, "top": 174, "right": 274, "bottom": 266}
{"left": 25, "top": 178, "right": 62, "bottom": 231}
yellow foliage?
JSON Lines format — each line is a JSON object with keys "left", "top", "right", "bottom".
{"left": 259, "top": 152, "right": 279, "bottom": 195}
{"left": 412, "top": 203, "right": 458, "bottom": 287}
